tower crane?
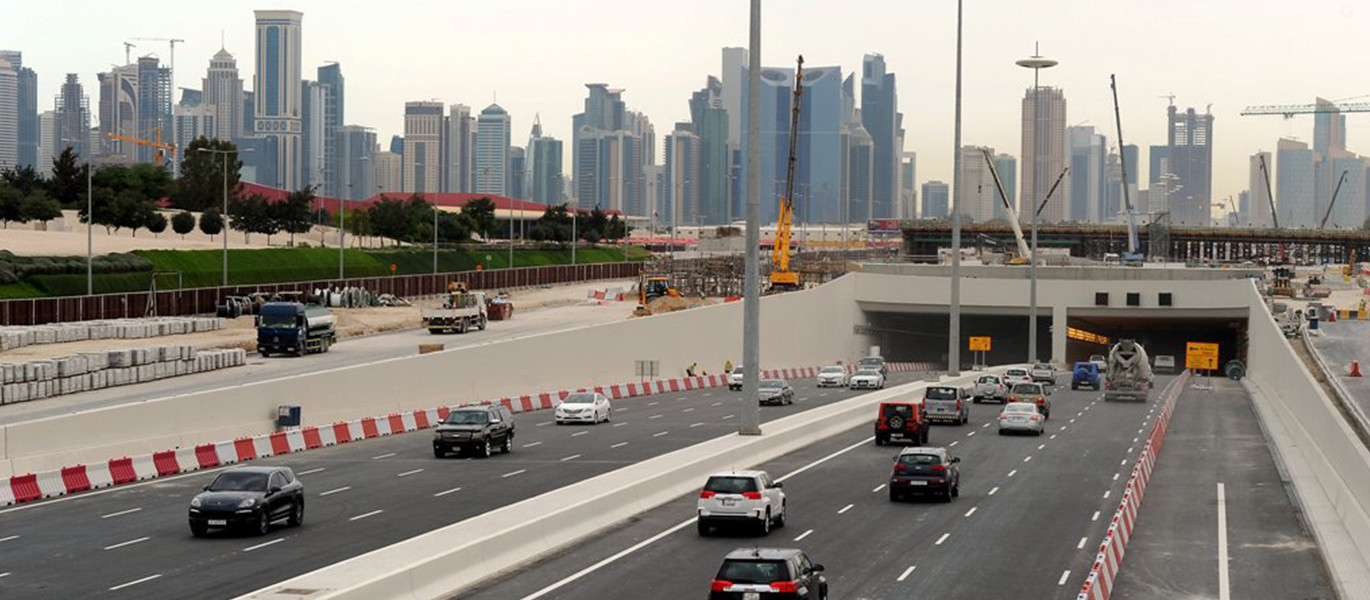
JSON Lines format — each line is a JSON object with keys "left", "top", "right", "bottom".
{"left": 122, "top": 42, "right": 136, "bottom": 64}
{"left": 1319, "top": 170, "right": 1350, "bottom": 229}
{"left": 769, "top": 55, "right": 805, "bottom": 292}
{"left": 129, "top": 38, "right": 185, "bottom": 170}
{"left": 105, "top": 129, "right": 177, "bottom": 165}
{"left": 1240, "top": 99, "right": 1370, "bottom": 119}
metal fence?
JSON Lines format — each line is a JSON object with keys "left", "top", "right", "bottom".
{"left": 0, "top": 262, "right": 642, "bottom": 327}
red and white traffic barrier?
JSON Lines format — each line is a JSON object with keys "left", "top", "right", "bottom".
{"left": 1077, "top": 371, "right": 1190, "bottom": 600}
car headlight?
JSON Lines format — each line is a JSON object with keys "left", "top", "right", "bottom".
{"left": 472, "top": 430, "right": 486, "bottom": 438}
{"left": 239, "top": 498, "right": 256, "bottom": 508}
{"left": 190, "top": 497, "right": 201, "bottom": 508}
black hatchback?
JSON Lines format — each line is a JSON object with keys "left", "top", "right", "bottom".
{"left": 189, "top": 466, "right": 304, "bottom": 536}
{"left": 710, "top": 547, "right": 827, "bottom": 599}
{"left": 888, "top": 447, "right": 961, "bottom": 502}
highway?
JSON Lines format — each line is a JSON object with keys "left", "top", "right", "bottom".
{"left": 0, "top": 369, "right": 927, "bottom": 599}
{"left": 461, "top": 377, "right": 1177, "bottom": 600}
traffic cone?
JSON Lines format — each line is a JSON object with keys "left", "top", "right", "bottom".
{"left": 1351, "top": 360, "right": 1363, "bottom": 377}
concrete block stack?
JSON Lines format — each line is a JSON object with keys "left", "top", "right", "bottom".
{"left": 0, "top": 345, "right": 246, "bottom": 405}
{"left": 0, "top": 317, "right": 224, "bottom": 351}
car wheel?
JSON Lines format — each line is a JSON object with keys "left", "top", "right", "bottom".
{"left": 998, "top": 428, "right": 1006, "bottom": 435}
{"left": 697, "top": 519, "right": 710, "bottom": 536}
{"left": 973, "top": 397, "right": 981, "bottom": 404}
{"left": 889, "top": 488, "right": 901, "bottom": 502}
{"left": 190, "top": 521, "right": 208, "bottom": 537}
{"left": 502, "top": 434, "right": 513, "bottom": 454}
{"left": 288, "top": 499, "right": 304, "bottom": 527}
{"left": 605, "top": 409, "right": 612, "bottom": 422}
{"left": 774, "top": 503, "right": 786, "bottom": 528}
{"left": 952, "top": 483, "right": 960, "bottom": 498}
{"left": 478, "top": 316, "right": 487, "bottom": 331}
{"left": 479, "top": 439, "right": 492, "bottom": 458}
{"left": 433, "top": 446, "right": 445, "bottom": 458}
{"left": 255, "top": 510, "right": 271, "bottom": 536}
{"left": 759, "top": 510, "right": 771, "bottom": 535}
{"left": 875, "top": 435, "right": 885, "bottom": 446}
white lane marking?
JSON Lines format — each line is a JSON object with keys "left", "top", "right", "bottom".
{"left": 296, "top": 468, "right": 325, "bottom": 476}
{"left": 710, "top": 401, "right": 723, "bottom": 406}
{"left": 1078, "top": 536, "right": 1089, "bottom": 549}
{"left": 434, "top": 487, "right": 463, "bottom": 497}
{"left": 537, "top": 421, "right": 553, "bottom": 427}
{"left": 964, "top": 507, "right": 977, "bottom": 518}
{"left": 1058, "top": 570, "right": 1071, "bottom": 586}
{"left": 397, "top": 469, "right": 424, "bottom": 478}
{"left": 0, "top": 572, "right": 9, "bottom": 578}
{"left": 244, "top": 538, "right": 285, "bottom": 552}
{"left": 1050, "top": 434, "right": 1058, "bottom": 440}
{"left": 949, "top": 441, "right": 959, "bottom": 447}
{"left": 794, "top": 529, "right": 814, "bottom": 541}
{"left": 702, "top": 392, "right": 712, "bottom": 397}
{"left": 1113, "top": 473, "right": 1120, "bottom": 481}
{"left": 675, "top": 397, "right": 688, "bottom": 402}
{"left": 647, "top": 401, "right": 660, "bottom": 406}
{"left": 1070, "top": 419, "right": 1077, "bottom": 424}
{"left": 349, "top": 509, "right": 384, "bottom": 521}
{"left": 523, "top": 442, "right": 543, "bottom": 448}
{"left": 1023, "top": 456, "right": 1033, "bottom": 463}
{"left": 838, "top": 504, "right": 854, "bottom": 514}
{"left": 967, "top": 431, "right": 976, "bottom": 437}
{"left": 319, "top": 486, "right": 351, "bottom": 496}
{"left": 109, "top": 574, "right": 161, "bottom": 591}
{"left": 648, "top": 415, "right": 663, "bottom": 420}
{"left": 1219, "top": 483, "right": 1231, "bottom": 600}
{"left": 572, "top": 431, "right": 589, "bottom": 437}
{"left": 690, "top": 422, "right": 705, "bottom": 428}
{"left": 873, "top": 484, "right": 886, "bottom": 492}
{"left": 1008, "top": 470, "right": 1018, "bottom": 477}
{"left": 1121, "top": 459, "right": 1129, "bottom": 466}
{"left": 516, "top": 435, "right": 875, "bottom": 600}
{"left": 935, "top": 533, "right": 950, "bottom": 545}
{"left": 101, "top": 507, "right": 142, "bottom": 519}
{"left": 1061, "top": 425, "right": 1069, "bottom": 431}
{"left": 1037, "top": 444, "right": 1046, "bottom": 450}
{"left": 1104, "top": 490, "right": 1112, "bottom": 499}
{"left": 0, "top": 535, "right": 18, "bottom": 543}
{"left": 988, "top": 486, "right": 999, "bottom": 496}
{"left": 610, "top": 442, "right": 629, "bottom": 449}
{"left": 560, "top": 454, "right": 581, "bottom": 462}
{"left": 682, "top": 408, "right": 696, "bottom": 413}
{"left": 982, "top": 422, "right": 990, "bottom": 428}
{"left": 502, "top": 470, "right": 527, "bottom": 478}
{"left": 653, "top": 431, "right": 669, "bottom": 437}
{"left": 103, "top": 536, "right": 150, "bottom": 551}
{"left": 1092, "top": 510, "right": 1101, "bottom": 521}
{"left": 1127, "top": 446, "right": 1134, "bottom": 454}
{"left": 371, "top": 453, "right": 396, "bottom": 460}
{"left": 723, "top": 415, "right": 735, "bottom": 420}
{"left": 897, "top": 565, "right": 917, "bottom": 582}
{"left": 613, "top": 423, "right": 627, "bottom": 427}
{"left": 1133, "top": 437, "right": 1139, "bottom": 443}
{"left": 819, "top": 392, "right": 830, "bottom": 398}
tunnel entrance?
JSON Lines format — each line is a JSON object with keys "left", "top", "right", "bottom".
{"left": 1066, "top": 313, "right": 1248, "bottom": 371}
{"left": 862, "top": 311, "right": 1050, "bottom": 369}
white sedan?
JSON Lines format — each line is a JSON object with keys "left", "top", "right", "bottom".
{"left": 1002, "top": 368, "right": 1032, "bottom": 387}
{"left": 848, "top": 369, "right": 886, "bottom": 390}
{"left": 997, "top": 402, "right": 1045, "bottom": 436}
{"left": 555, "top": 392, "right": 612, "bottom": 424}
{"left": 815, "top": 365, "right": 847, "bottom": 387}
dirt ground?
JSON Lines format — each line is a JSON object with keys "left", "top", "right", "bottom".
{"left": 0, "top": 278, "right": 635, "bottom": 364}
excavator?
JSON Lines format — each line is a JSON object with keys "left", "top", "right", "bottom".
{"left": 769, "top": 55, "right": 805, "bottom": 292}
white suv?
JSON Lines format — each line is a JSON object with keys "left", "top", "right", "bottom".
{"left": 697, "top": 471, "right": 786, "bottom": 536}
{"left": 728, "top": 367, "right": 745, "bottom": 391}
{"left": 815, "top": 365, "right": 847, "bottom": 387}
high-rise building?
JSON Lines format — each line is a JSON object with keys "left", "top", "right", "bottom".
{"left": 1313, "top": 97, "right": 1347, "bottom": 159}
{"left": 922, "top": 181, "right": 949, "bottom": 219}
{"left": 861, "top": 53, "right": 899, "bottom": 219}
{"left": 373, "top": 150, "right": 402, "bottom": 194}
{"left": 443, "top": 104, "right": 474, "bottom": 193}
{"left": 1165, "top": 105, "right": 1214, "bottom": 226}
{"left": 136, "top": 56, "right": 172, "bottom": 166}
{"left": 1148, "top": 144, "right": 1169, "bottom": 190}
{"left": 203, "top": 48, "right": 244, "bottom": 141}
{"left": 957, "top": 146, "right": 999, "bottom": 223}
{"left": 507, "top": 147, "right": 526, "bottom": 200}
{"left": 0, "top": 51, "right": 38, "bottom": 168}
{"left": 317, "top": 62, "right": 344, "bottom": 197}
{"left": 524, "top": 115, "right": 563, "bottom": 204}
{"left": 475, "top": 103, "right": 510, "bottom": 195}
{"left": 300, "top": 80, "right": 325, "bottom": 187}
{"left": 337, "top": 125, "right": 375, "bottom": 200}
{"left": 899, "top": 152, "right": 918, "bottom": 219}
{"left": 179, "top": 88, "right": 202, "bottom": 107}
{"left": 573, "top": 84, "right": 649, "bottom": 214}
{"left": 253, "top": 9, "right": 304, "bottom": 190}
{"left": 795, "top": 65, "right": 844, "bottom": 224}
{"left": 1237, "top": 191, "right": 1250, "bottom": 226}
{"left": 1020, "top": 86, "right": 1068, "bottom": 222}
{"left": 1248, "top": 151, "right": 1274, "bottom": 228}
{"left": 97, "top": 64, "right": 139, "bottom": 162}
{"left": 55, "top": 73, "right": 90, "bottom": 159}
{"left": 36, "top": 110, "right": 55, "bottom": 175}
{"left": 845, "top": 120, "right": 874, "bottom": 223}
{"left": 172, "top": 104, "right": 217, "bottom": 155}
{"left": 688, "top": 77, "right": 731, "bottom": 225}
{"left": 665, "top": 125, "right": 701, "bottom": 227}
{"left": 720, "top": 47, "right": 747, "bottom": 151}
{"left": 1320, "top": 150, "right": 1367, "bottom": 229}
{"left": 991, "top": 153, "right": 1016, "bottom": 222}
{"left": 1066, "top": 125, "right": 1106, "bottom": 222}
{"left": 1277, "top": 138, "right": 1316, "bottom": 228}
{"left": 0, "top": 57, "right": 17, "bottom": 167}
{"left": 403, "top": 101, "right": 443, "bottom": 193}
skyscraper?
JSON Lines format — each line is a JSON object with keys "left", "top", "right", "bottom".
{"left": 475, "top": 103, "right": 510, "bottom": 195}
{"left": 991, "top": 153, "right": 1016, "bottom": 222}
{"left": 845, "top": 120, "right": 874, "bottom": 223}
{"left": 301, "top": 80, "right": 325, "bottom": 187}
{"left": 318, "top": 63, "right": 344, "bottom": 198}
{"left": 136, "top": 56, "right": 172, "bottom": 165}
{"left": 1165, "top": 105, "right": 1214, "bottom": 226}
{"left": 899, "top": 152, "right": 918, "bottom": 219}
{"left": 1313, "top": 97, "right": 1346, "bottom": 158}
{"left": 573, "top": 84, "right": 648, "bottom": 214}
{"left": 172, "top": 104, "right": 216, "bottom": 155}
{"left": 37, "top": 111, "right": 55, "bottom": 175}
{"left": 1277, "top": 138, "right": 1315, "bottom": 228}
{"left": 688, "top": 77, "right": 730, "bottom": 225}
{"left": 97, "top": 64, "right": 138, "bottom": 162}
{"left": 1066, "top": 125, "right": 1105, "bottom": 222}
{"left": 403, "top": 101, "right": 443, "bottom": 193}
{"left": 443, "top": 104, "right": 475, "bottom": 193}
{"left": 202, "top": 47, "right": 244, "bottom": 141}
{"left": 0, "top": 51, "right": 38, "bottom": 168}
{"left": 507, "top": 147, "right": 526, "bottom": 200}
{"left": 55, "top": 74, "right": 90, "bottom": 159}
{"left": 525, "top": 115, "right": 563, "bottom": 204}
{"left": 1020, "top": 86, "right": 1068, "bottom": 222}
{"left": 796, "top": 65, "right": 844, "bottom": 224}
{"left": 373, "top": 150, "right": 401, "bottom": 194}
{"left": 922, "top": 181, "right": 949, "bottom": 219}
{"left": 665, "top": 125, "right": 701, "bottom": 226}
{"left": 1321, "top": 150, "right": 1367, "bottom": 229}
{"left": 1248, "top": 151, "right": 1274, "bottom": 228}
{"left": 254, "top": 9, "right": 304, "bottom": 190}
{"left": 0, "top": 57, "right": 17, "bottom": 167}
{"left": 957, "top": 146, "right": 999, "bottom": 223}
{"left": 337, "top": 125, "right": 375, "bottom": 200}
{"left": 861, "top": 53, "right": 899, "bottom": 219}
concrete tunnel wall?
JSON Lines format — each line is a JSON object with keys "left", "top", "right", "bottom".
{"left": 0, "top": 277, "right": 870, "bottom": 477}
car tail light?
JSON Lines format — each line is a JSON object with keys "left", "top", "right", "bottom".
{"left": 699, "top": 491, "right": 717, "bottom": 499}
{"left": 931, "top": 464, "right": 947, "bottom": 472}
{"left": 711, "top": 580, "right": 733, "bottom": 592}
{"left": 998, "top": 412, "right": 1007, "bottom": 419}
{"left": 770, "top": 581, "right": 799, "bottom": 593}
{"left": 876, "top": 421, "right": 888, "bottom": 430}
{"left": 1031, "top": 414, "right": 1042, "bottom": 420}
{"left": 956, "top": 399, "right": 963, "bottom": 412}
{"left": 894, "top": 464, "right": 909, "bottom": 474}
{"left": 742, "top": 491, "right": 762, "bottom": 500}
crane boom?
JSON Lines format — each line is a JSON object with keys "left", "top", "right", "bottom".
{"left": 1319, "top": 170, "right": 1350, "bottom": 229}
{"left": 1241, "top": 102, "right": 1370, "bottom": 117}
{"left": 1110, "top": 74, "right": 1141, "bottom": 261}
{"left": 980, "top": 148, "right": 1031, "bottom": 258}
{"left": 769, "top": 55, "right": 805, "bottom": 290}
{"left": 1259, "top": 154, "right": 1280, "bottom": 228}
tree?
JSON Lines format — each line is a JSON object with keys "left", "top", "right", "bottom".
{"left": 461, "top": 197, "right": 497, "bottom": 240}
{"left": 229, "top": 194, "right": 274, "bottom": 244}
{"left": 111, "top": 190, "right": 157, "bottom": 236}
{"left": 345, "top": 208, "right": 372, "bottom": 247}
{"left": 172, "top": 211, "right": 196, "bottom": 238}
{"left": 2, "top": 165, "right": 46, "bottom": 195}
{"left": 20, "top": 192, "right": 62, "bottom": 224}
{"left": 146, "top": 212, "right": 168, "bottom": 237}
{"left": 368, "top": 195, "right": 415, "bottom": 245}
{"left": 0, "top": 185, "right": 25, "bottom": 227}
{"left": 199, "top": 208, "right": 224, "bottom": 240}
{"left": 80, "top": 186, "right": 118, "bottom": 233}
{"left": 48, "top": 147, "right": 87, "bottom": 208}
{"left": 276, "top": 187, "right": 316, "bottom": 245}
{"left": 174, "top": 137, "right": 242, "bottom": 211}
{"left": 436, "top": 211, "right": 471, "bottom": 243}
{"left": 606, "top": 214, "right": 627, "bottom": 240}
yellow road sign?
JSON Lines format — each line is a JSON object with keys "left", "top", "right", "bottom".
{"left": 1186, "top": 342, "right": 1219, "bottom": 370}
{"left": 969, "top": 336, "right": 992, "bottom": 352}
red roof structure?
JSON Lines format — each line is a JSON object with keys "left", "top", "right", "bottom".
{"left": 236, "top": 182, "right": 618, "bottom": 218}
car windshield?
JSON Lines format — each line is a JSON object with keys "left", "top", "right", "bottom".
{"left": 898, "top": 453, "right": 943, "bottom": 466}
{"left": 978, "top": 376, "right": 998, "bottom": 384}
{"left": 563, "top": 394, "right": 596, "bottom": 404}
{"left": 860, "top": 358, "right": 882, "bottom": 366}
{"left": 925, "top": 387, "right": 957, "bottom": 400}
{"left": 208, "top": 471, "right": 269, "bottom": 492}
{"left": 717, "top": 559, "right": 789, "bottom": 584}
{"left": 1091, "top": 355, "right": 1105, "bottom": 361}
{"left": 1011, "top": 384, "right": 1043, "bottom": 395}
{"left": 1034, "top": 363, "right": 1052, "bottom": 370}
{"left": 760, "top": 380, "right": 783, "bottom": 389}
{"left": 855, "top": 370, "right": 880, "bottom": 377}
{"left": 881, "top": 404, "right": 915, "bottom": 419}
{"left": 444, "top": 411, "right": 488, "bottom": 425}
{"left": 732, "top": 367, "right": 744, "bottom": 375}
{"left": 821, "top": 367, "right": 844, "bottom": 374}
{"left": 1006, "top": 369, "right": 1027, "bottom": 377}
{"left": 704, "top": 476, "right": 759, "bottom": 494}
{"left": 259, "top": 314, "right": 297, "bottom": 329}
{"left": 1005, "top": 403, "right": 1038, "bottom": 413}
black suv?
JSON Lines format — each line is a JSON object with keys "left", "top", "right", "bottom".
{"left": 189, "top": 466, "right": 304, "bottom": 537}
{"left": 710, "top": 548, "right": 827, "bottom": 599}
{"left": 433, "top": 405, "right": 515, "bottom": 458}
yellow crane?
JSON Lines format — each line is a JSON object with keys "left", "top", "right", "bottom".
{"left": 106, "top": 128, "right": 177, "bottom": 165}
{"left": 769, "top": 55, "right": 805, "bottom": 291}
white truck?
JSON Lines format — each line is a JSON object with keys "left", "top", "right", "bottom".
{"left": 1103, "top": 339, "right": 1153, "bottom": 402}
{"left": 421, "top": 283, "right": 488, "bottom": 334}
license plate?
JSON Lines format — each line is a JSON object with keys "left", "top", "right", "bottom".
{"left": 721, "top": 499, "right": 736, "bottom": 506}
{"left": 208, "top": 519, "right": 227, "bottom": 526}
{"left": 744, "top": 593, "right": 761, "bottom": 600}
{"left": 909, "top": 481, "right": 928, "bottom": 486}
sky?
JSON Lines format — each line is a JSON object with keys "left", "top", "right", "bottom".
{"left": 6, "top": 0, "right": 1370, "bottom": 218}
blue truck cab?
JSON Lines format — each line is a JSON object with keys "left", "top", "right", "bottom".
{"left": 1071, "top": 362, "right": 1100, "bottom": 390}
{"left": 256, "top": 302, "right": 337, "bottom": 357}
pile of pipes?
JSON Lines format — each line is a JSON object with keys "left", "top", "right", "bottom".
{"left": 0, "top": 317, "right": 223, "bottom": 351}
{"left": 312, "top": 286, "right": 410, "bottom": 308}
{"left": 0, "top": 345, "right": 247, "bottom": 404}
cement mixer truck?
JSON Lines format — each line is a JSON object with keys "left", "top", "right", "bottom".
{"left": 1103, "top": 338, "right": 1153, "bottom": 402}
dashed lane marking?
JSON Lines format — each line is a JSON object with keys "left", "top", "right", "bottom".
{"left": 572, "top": 431, "right": 589, "bottom": 437}
{"left": 1008, "top": 470, "right": 1018, "bottom": 477}
{"left": 838, "top": 504, "right": 853, "bottom": 514}
{"left": 244, "top": 538, "right": 285, "bottom": 552}
{"left": 560, "top": 455, "right": 581, "bottom": 462}
{"left": 988, "top": 487, "right": 999, "bottom": 496}
{"left": 523, "top": 442, "right": 543, "bottom": 448}
{"left": 349, "top": 510, "right": 383, "bottom": 521}
{"left": 101, "top": 507, "right": 142, "bottom": 519}
{"left": 320, "top": 486, "right": 351, "bottom": 497}
{"left": 296, "top": 468, "right": 325, "bottom": 476}
{"left": 653, "top": 431, "right": 669, "bottom": 437}
{"left": 611, "top": 442, "right": 629, "bottom": 449}
{"left": 964, "top": 507, "right": 977, "bottom": 518}
{"left": 1092, "top": 510, "right": 1101, "bottom": 521}
{"left": 897, "top": 566, "right": 917, "bottom": 582}
{"left": 371, "top": 453, "right": 397, "bottom": 460}
{"left": 396, "top": 469, "right": 424, "bottom": 478}
{"left": 502, "top": 470, "right": 526, "bottom": 478}
{"left": 1077, "top": 537, "right": 1088, "bottom": 549}
{"left": 794, "top": 529, "right": 814, "bottom": 541}
{"left": 434, "top": 487, "right": 463, "bottom": 497}
{"left": 873, "top": 484, "right": 886, "bottom": 492}
{"left": 935, "top": 533, "right": 950, "bottom": 545}
{"left": 1058, "top": 570, "right": 1071, "bottom": 586}
{"left": 103, "top": 537, "right": 149, "bottom": 551}
{"left": 109, "top": 574, "right": 161, "bottom": 591}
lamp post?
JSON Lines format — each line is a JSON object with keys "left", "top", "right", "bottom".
{"left": 948, "top": 0, "right": 965, "bottom": 376}
{"left": 740, "top": 0, "right": 763, "bottom": 436}
{"left": 85, "top": 156, "right": 92, "bottom": 295}
{"left": 197, "top": 147, "right": 250, "bottom": 287}
{"left": 1016, "top": 46, "right": 1057, "bottom": 364}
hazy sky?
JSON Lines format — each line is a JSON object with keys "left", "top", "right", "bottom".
{"left": 6, "top": 0, "right": 1370, "bottom": 217}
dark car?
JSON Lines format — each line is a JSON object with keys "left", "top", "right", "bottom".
{"left": 758, "top": 379, "right": 795, "bottom": 405}
{"left": 189, "top": 466, "right": 304, "bottom": 537}
{"left": 433, "top": 405, "right": 515, "bottom": 458}
{"left": 1071, "top": 362, "right": 1101, "bottom": 390}
{"left": 874, "top": 401, "right": 928, "bottom": 446}
{"left": 888, "top": 447, "right": 960, "bottom": 502}
{"left": 710, "top": 548, "right": 828, "bottom": 599}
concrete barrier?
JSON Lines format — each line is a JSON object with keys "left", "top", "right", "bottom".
{"left": 235, "top": 367, "right": 1007, "bottom": 600}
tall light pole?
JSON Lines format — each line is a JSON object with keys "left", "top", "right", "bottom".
{"left": 86, "top": 157, "right": 93, "bottom": 295}
{"left": 740, "top": 0, "right": 763, "bottom": 436}
{"left": 948, "top": 0, "right": 965, "bottom": 377}
{"left": 198, "top": 147, "right": 250, "bottom": 287}
{"left": 1016, "top": 45, "right": 1057, "bottom": 364}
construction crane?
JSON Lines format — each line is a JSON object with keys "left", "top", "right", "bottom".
{"left": 1111, "top": 74, "right": 1143, "bottom": 265}
{"left": 1240, "top": 100, "right": 1370, "bottom": 119}
{"left": 980, "top": 148, "right": 1031, "bottom": 259}
{"left": 130, "top": 38, "right": 185, "bottom": 170}
{"left": 769, "top": 55, "right": 805, "bottom": 292}
{"left": 105, "top": 129, "right": 177, "bottom": 164}
{"left": 1258, "top": 154, "right": 1280, "bottom": 228}
{"left": 1319, "top": 170, "right": 1350, "bottom": 229}
{"left": 122, "top": 42, "right": 136, "bottom": 64}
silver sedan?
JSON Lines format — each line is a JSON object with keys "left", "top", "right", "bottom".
{"left": 997, "top": 402, "right": 1045, "bottom": 436}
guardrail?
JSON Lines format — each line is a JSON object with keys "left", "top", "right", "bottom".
{"left": 0, "top": 262, "right": 641, "bottom": 326}
{"left": 1301, "top": 326, "right": 1370, "bottom": 445}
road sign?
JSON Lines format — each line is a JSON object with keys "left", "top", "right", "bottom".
{"left": 389, "top": 263, "right": 398, "bottom": 272}
{"left": 969, "top": 336, "right": 992, "bottom": 352}
{"left": 1185, "top": 342, "right": 1219, "bottom": 370}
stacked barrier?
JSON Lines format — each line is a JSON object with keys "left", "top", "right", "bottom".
{"left": 0, "top": 317, "right": 223, "bottom": 350}
{"left": 0, "top": 346, "right": 247, "bottom": 404}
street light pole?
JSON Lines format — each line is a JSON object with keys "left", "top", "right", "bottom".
{"left": 740, "top": 0, "right": 763, "bottom": 436}
{"left": 198, "top": 147, "right": 250, "bottom": 287}
{"left": 86, "top": 159, "right": 93, "bottom": 295}
{"left": 948, "top": 0, "right": 964, "bottom": 377}
{"left": 1017, "top": 46, "right": 1058, "bottom": 364}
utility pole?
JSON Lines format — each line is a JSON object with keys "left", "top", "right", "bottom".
{"left": 1016, "top": 45, "right": 1057, "bottom": 364}
{"left": 948, "top": 0, "right": 965, "bottom": 376}
{"left": 740, "top": 0, "right": 763, "bottom": 437}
